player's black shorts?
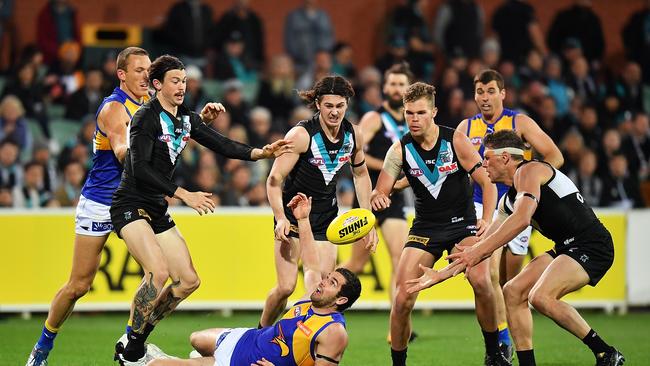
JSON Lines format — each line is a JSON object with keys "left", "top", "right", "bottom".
{"left": 110, "top": 196, "right": 175, "bottom": 238}
{"left": 405, "top": 220, "right": 478, "bottom": 259}
{"left": 274, "top": 205, "right": 338, "bottom": 242}
{"left": 547, "top": 222, "right": 614, "bottom": 286}
{"left": 353, "top": 192, "right": 406, "bottom": 225}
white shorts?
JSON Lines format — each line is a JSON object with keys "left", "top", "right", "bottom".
{"left": 74, "top": 194, "right": 114, "bottom": 236}
{"left": 474, "top": 201, "right": 531, "bottom": 255}
{"left": 212, "top": 327, "right": 252, "bottom": 366}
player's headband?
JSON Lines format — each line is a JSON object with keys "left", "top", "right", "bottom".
{"left": 484, "top": 147, "right": 524, "bottom": 156}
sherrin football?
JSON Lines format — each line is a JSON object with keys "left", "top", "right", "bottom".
{"left": 326, "top": 208, "right": 376, "bottom": 245}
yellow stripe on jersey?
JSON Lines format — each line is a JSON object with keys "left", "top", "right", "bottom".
{"left": 466, "top": 109, "right": 532, "bottom": 159}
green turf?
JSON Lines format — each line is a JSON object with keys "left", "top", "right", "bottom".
{"left": 2, "top": 310, "right": 647, "bottom": 365}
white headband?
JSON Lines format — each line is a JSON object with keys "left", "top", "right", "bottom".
{"left": 485, "top": 147, "right": 524, "bottom": 156}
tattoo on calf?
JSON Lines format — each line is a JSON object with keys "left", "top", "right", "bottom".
{"left": 132, "top": 272, "right": 159, "bottom": 332}
{"left": 149, "top": 279, "right": 182, "bottom": 325}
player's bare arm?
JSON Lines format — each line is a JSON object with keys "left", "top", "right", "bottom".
{"left": 358, "top": 111, "right": 384, "bottom": 171}
{"left": 314, "top": 323, "right": 348, "bottom": 366}
{"left": 267, "top": 127, "right": 309, "bottom": 243}
{"left": 371, "top": 141, "right": 402, "bottom": 212}
{"left": 453, "top": 130, "right": 497, "bottom": 235}
{"left": 98, "top": 101, "right": 131, "bottom": 163}
{"left": 516, "top": 114, "right": 564, "bottom": 168}
{"left": 350, "top": 124, "right": 378, "bottom": 251}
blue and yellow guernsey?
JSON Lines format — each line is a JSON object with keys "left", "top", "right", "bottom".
{"left": 230, "top": 301, "right": 346, "bottom": 366}
{"left": 80, "top": 87, "right": 148, "bottom": 205}
{"left": 466, "top": 108, "right": 530, "bottom": 203}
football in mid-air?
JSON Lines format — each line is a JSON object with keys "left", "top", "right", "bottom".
{"left": 326, "top": 208, "right": 376, "bottom": 245}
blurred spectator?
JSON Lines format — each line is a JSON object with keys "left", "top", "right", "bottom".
{"left": 288, "top": 105, "right": 313, "bottom": 128}
{"left": 183, "top": 65, "right": 210, "bottom": 113}
{"left": 387, "top": 0, "right": 432, "bottom": 51}
{"left": 481, "top": 38, "right": 500, "bottom": 70}
{"left": 492, "top": 0, "right": 547, "bottom": 65}
{"left": 297, "top": 49, "right": 332, "bottom": 90}
{"left": 568, "top": 148, "right": 602, "bottom": 207}
{"left": 547, "top": 0, "right": 605, "bottom": 65}
{"left": 257, "top": 54, "right": 297, "bottom": 129}
{"left": 598, "top": 129, "right": 623, "bottom": 176}
{"left": 560, "top": 128, "right": 585, "bottom": 175}
{"left": 437, "top": 87, "right": 464, "bottom": 128}
{"left": 567, "top": 57, "right": 598, "bottom": 103}
{"left": 32, "top": 141, "right": 57, "bottom": 193}
{"left": 101, "top": 51, "right": 119, "bottom": 92}
{"left": 36, "top": 0, "right": 80, "bottom": 66}
{"left": 601, "top": 152, "right": 644, "bottom": 208}
{"left": 190, "top": 163, "right": 222, "bottom": 207}
{"left": 622, "top": 1, "right": 650, "bottom": 84}
{"left": 331, "top": 42, "right": 357, "bottom": 80}
{"left": 0, "top": 138, "right": 22, "bottom": 188}
{"left": 518, "top": 49, "right": 544, "bottom": 83}
{"left": 0, "top": 185, "right": 12, "bottom": 207}
{"left": 221, "top": 164, "right": 252, "bottom": 206}
{"left": 543, "top": 55, "right": 571, "bottom": 117}
{"left": 12, "top": 161, "right": 53, "bottom": 208}
{"left": 611, "top": 62, "right": 645, "bottom": 114}
{"left": 214, "top": 30, "right": 258, "bottom": 82}
{"left": 2, "top": 61, "right": 49, "bottom": 138}
{"left": 433, "top": 0, "right": 484, "bottom": 59}
{"left": 17, "top": 45, "right": 47, "bottom": 83}
{"left": 249, "top": 106, "right": 273, "bottom": 147}
{"left": 0, "top": 95, "right": 32, "bottom": 153}
{"left": 246, "top": 182, "right": 268, "bottom": 206}
{"left": 65, "top": 68, "right": 104, "bottom": 120}
{"left": 46, "top": 41, "right": 84, "bottom": 103}
{"left": 283, "top": 0, "right": 334, "bottom": 75}
{"left": 537, "top": 95, "right": 568, "bottom": 142}
{"left": 356, "top": 83, "right": 383, "bottom": 118}
{"left": 53, "top": 160, "right": 85, "bottom": 207}
{"left": 214, "top": 0, "right": 265, "bottom": 70}
{"left": 222, "top": 79, "right": 251, "bottom": 129}
{"left": 57, "top": 116, "right": 95, "bottom": 169}
{"left": 0, "top": 0, "right": 16, "bottom": 72}
{"left": 517, "top": 80, "right": 545, "bottom": 122}
{"left": 622, "top": 112, "right": 650, "bottom": 180}
{"left": 577, "top": 104, "right": 602, "bottom": 150}
{"left": 375, "top": 36, "right": 409, "bottom": 76}
{"left": 159, "top": 0, "right": 214, "bottom": 67}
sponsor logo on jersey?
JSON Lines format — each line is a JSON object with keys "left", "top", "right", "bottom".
{"left": 409, "top": 168, "right": 424, "bottom": 177}
{"left": 438, "top": 162, "right": 459, "bottom": 173}
{"left": 309, "top": 157, "right": 324, "bottom": 166}
{"left": 563, "top": 237, "right": 575, "bottom": 246}
{"left": 296, "top": 321, "right": 313, "bottom": 336}
{"left": 407, "top": 235, "right": 430, "bottom": 245}
{"left": 91, "top": 221, "right": 113, "bottom": 232}
{"left": 338, "top": 156, "right": 350, "bottom": 163}
{"left": 439, "top": 150, "right": 453, "bottom": 164}
{"left": 138, "top": 209, "right": 151, "bottom": 221}
{"left": 451, "top": 216, "right": 463, "bottom": 223}
{"left": 580, "top": 254, "right": 589, "bottom": 263}
{"left": 294, "top": 306, "right": 302, "bottom": 317}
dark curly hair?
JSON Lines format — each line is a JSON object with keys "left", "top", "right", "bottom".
{"left": 334, "top": 268, "right": 362, "bottom": 312}
{"left": 298, "top": 75, "right": 355, "bottom": 110}
{"left": 149, "top": 55, "right": 185, "bottom": 89}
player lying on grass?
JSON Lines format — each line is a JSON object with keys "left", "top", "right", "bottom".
{"left": 148, "top": 193, "right": 361, "bottom": 366}
{"left": 406, "top": 130, "right": 625, "bottom": 366}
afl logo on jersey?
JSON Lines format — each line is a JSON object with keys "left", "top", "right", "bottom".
{"left": 309, "top": 157, "right": 324, "bottom": 166}
{"left": 470, "top": 137, "right": 483, "bottom": 145}
{"left": 158, "top": 134, "right": 174, "bottom": 143}
{"left": 409, "top": 168, "right": 424, "bottom": 177}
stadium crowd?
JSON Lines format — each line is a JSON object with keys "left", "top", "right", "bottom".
{"left": 0, "top": 0, "right": 649, "bottom": 209}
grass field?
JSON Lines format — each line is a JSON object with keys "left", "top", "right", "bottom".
{"left": 2, "top": 310, "right": 648, "bottom": 365}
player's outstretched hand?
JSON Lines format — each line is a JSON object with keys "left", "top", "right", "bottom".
{"left": 199, "top": 102, "right": 226, "bottom": 123}
{"left": 447, "top": 243, "right": 484, "bottom": 277}
{"left": 287, "top": 192, "right": 312, "bottom": 221}
{"left": 475, "top": 218, "right": 491, "bottom": 236}
{"left": 255, "top": 139, "right": 294, "bottom": 160}
{"left": 405, "top": 264, "right": 446, "bottom": 294}
{"left": 251, "top": 358, "right": 275, "bottom": 366}
{"left": 370, "top": 190, "right": 391, "bottom": 211}
{"left": 179, "top": 190, "right": 215, "bottom": 216}
{"left": 362, "top": 227, "right": 379, "bottom": 253}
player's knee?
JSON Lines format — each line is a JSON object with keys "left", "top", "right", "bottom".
{"left": 467, "top": 269, "right": 492, "bottom": 296}
{"left": 528, "top": 289, "right": 552, "bottom": 315}
{"left": 65, "top": 279, "right": 92, "bottom": 300}
{"left": 393, "top": 289, "right": 416, "bottom": 314}
{"left": 189, "top": 331, "right": 202, "bottom": 348}
{"left": 503, "top": 280, "right": 524, "bottom": 306}
{"left": 149, "top": 268, "right": 171, "bottom": 288}
{"left": 179, "top": 274, "right": 201, "bottom": 295}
